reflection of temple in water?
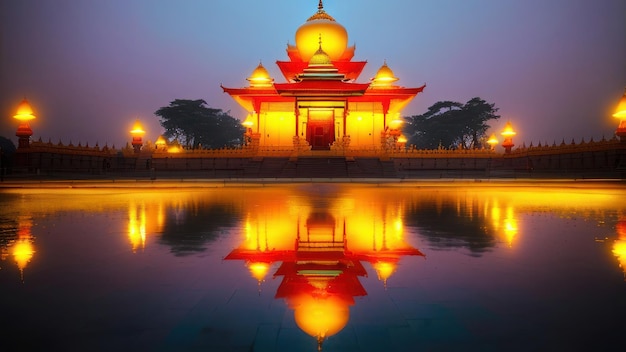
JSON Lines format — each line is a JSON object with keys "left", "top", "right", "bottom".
{"left": 225, "top": 203, "right": 423, "bottom": 350}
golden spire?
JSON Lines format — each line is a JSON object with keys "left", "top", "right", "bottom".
{"left": 308, "top": 0, "right": 335, "bottom": 21}
{"left": 309, "top": 34, "right": 332, "bottom": 65}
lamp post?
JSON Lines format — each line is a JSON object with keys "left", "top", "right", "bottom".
{"left": 501, "top": 122, "right": 516, "bottom": 154}
{"left": 13, "top": 99, "right": 36, "bottom": 149}
{"left": 613, "top": 88, "right": 626, "bottom": 142}
{"left": 130, "top": 120, "right": 145, "bottom": 153}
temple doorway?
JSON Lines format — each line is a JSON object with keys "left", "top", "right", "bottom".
{"left": 307, "top": 109, "right": 335, "bottom": 150}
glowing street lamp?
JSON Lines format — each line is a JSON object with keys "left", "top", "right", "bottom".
{"left": 487, "top": 133, "right": 499, "bottom": 150}
{"left": 130, "top": 119, "right": 146, "bottom": 153}
{"left": 501, "top": 121, "right": 516, "bottom": 154}
{"left": 13, "top": 99, "right": 37, "bottom": 149}
{"left": 155, "top": 135, "right": 167, "bottom": 151}
{"left": 613, "top": 88, "right": 626, "bottom": 142}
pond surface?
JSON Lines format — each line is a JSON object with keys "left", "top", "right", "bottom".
{"left": 1, "top": 183, "right": 625, "bottom": 351}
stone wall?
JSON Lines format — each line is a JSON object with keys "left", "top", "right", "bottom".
{"left": 8, "top": 136, "right": 626, "bottom": 179}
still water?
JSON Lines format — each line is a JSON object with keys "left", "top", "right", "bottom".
{"left": 1, "top": 183, "right": 625, "bottom": 351}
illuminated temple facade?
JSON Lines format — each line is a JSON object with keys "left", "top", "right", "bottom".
{"left": 222, "top": 1, "right": 425, "bottom": 151}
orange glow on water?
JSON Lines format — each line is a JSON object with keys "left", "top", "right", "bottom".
{"left": 292, "top": 294, "right": 350, "bottom": 343}
{"left": 128, "top": 202, "right": 147, "bottom": 252}
{"left": 13, "top": 240, "right": 34, "bottom": 272}
{"left": 373, "top": 261, "right": 397, "bottom": 286}
{"left": 614, "top": 220, "right": 626, "bottom": 280}
{"left": 12, "top": 216, "right": 35, "bottom": 281}
{"left": 248, "top": 262, "right": 270, "bottom": 282}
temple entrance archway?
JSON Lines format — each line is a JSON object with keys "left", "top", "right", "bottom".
{"left": 307, "top": 109, "right": 335, "bottom": 150}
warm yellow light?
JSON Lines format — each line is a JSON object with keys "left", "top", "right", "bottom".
{"left": 371, "top": 61, "right": 399, "bottom": 87}
{"left": 295, "top": 8, "right": 348, "bottom": 62}
{"left": 248, "top": 262, "right": 270, "bottom": 282}
{"left": 247, "top": 62, "right": 274, "bottom": 88}
{"left": 242, "top": 120, "right": 253, "bottom": 128}
{"left": 487, "top": 134, "right": 499, "bottom": 147}
{"left": 397, "top": 135, "right": 407, "bottom": 143}
{"left": 128, "top": 203, "right": 146, "bottom": 252}
{"left": 389, "top": 117, "right": 404, "bottom": 130}
{"left": 293, "top": 295, "right": 350, "bottom": 341}
{"left": 613, "top": 240, "right": 626, "bottom": 277}
{"left": 373, "top": 261, "right": 397, "bottom": 285}
{"left": 501, "top": 121, "right": 516, "bottom": 137}
{"left": 613, "top": 89, "right": 626, "bottom": 119}
{"left": 13, "top": 239, "right": 34, "bottom": 271}
{"left": 155, "top": 135, "right": 167, "bottom": 147}
{"left": 503, "top": 218, "right": 518, "bottom": 247}
{"left": 130, "top": 120, "right": 145, "bottom": 136}
{"left": 13, "top": 99, "right": 36, "bottom": 122}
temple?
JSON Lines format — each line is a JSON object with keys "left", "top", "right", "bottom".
{"left": 222, "top": 1, "right": 425, "bottom": 152}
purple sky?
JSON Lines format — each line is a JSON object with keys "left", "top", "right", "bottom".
{"left": 1, "top": 0, "right": 625, "bottom": 148}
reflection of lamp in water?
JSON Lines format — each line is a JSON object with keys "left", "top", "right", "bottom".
{"left": 128, "top": 202, "right": 146, "bottom": 252}
{"left": 12, "top": 216, "right": 35, "bottom": 282}
{"left": 613, "top": 220, "right": 626, "bottom": 280}
{"left": 503, "top": 218, "right": 518, "bottom": 247}
{"left": 373, "top": 260, "right": 397, "bottom": 289}
{"left": 247, "top": 261, "right": 270, "bottom": 293}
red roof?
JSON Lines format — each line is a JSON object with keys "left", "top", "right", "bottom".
{"left": 276, "top": 60, "right": 367, "bottom": 82}
{"left": 274, "top": 81, "right": 370, "bottom": 97}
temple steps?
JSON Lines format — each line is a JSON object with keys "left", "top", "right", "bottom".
{"left": 295, "top": 158, "right": 348, "bottom": 178}
{"left": 240, "top": 157, "right": 398, "bottom": 178}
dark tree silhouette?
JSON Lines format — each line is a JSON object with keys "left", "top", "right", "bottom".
{"left": 0, "top": 136, "right": 16, "bottom": 172}
{"left": 404, "top": 98, "right": 500, "bottom": 149}
{"left": 155, "top": 99, "right": 245, "bottom": 149}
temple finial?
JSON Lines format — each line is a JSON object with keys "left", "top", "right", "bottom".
{"left": 318, "top": 0, "right": 324, "bottom": 11}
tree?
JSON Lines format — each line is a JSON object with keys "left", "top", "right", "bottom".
{"left": 0, "top": 136, "right": 16, "bottom": 176}
{"left": 155, "top": 99, "right": 245, "bottom": 149}
{"left": 404, "top": 97, "right": 499, "bottom": 149}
